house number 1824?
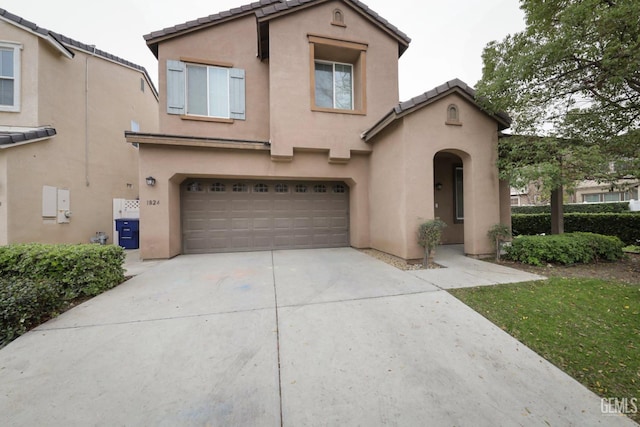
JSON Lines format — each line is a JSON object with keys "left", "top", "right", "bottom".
{"left": 146, "top": 200, "right": 160, "bottom": 206}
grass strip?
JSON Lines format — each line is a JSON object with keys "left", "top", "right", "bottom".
{"left": 449, "top": 278, "right": 640, "bottom": 423}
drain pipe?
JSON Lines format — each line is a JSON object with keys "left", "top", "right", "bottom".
{"left": 85, "top": 45, "right": 96, "bottom": 187}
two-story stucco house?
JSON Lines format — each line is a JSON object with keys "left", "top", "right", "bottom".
{"left": 126, "top": 0, "right": 512, "bottom": 261}
{"left": 0, "top": 9, "right": 159, "bottom": 246}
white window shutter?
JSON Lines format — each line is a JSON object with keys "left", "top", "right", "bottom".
{"left": 229, "top": 68, "right": 245, "bottom": 120}
{"left": 166, "top": 60, "right": 185, "bottom": 115}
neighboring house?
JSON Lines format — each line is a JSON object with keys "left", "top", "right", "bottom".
{"left": 126, "top": 0, "right": 512, "bottom": 260}
{"left": 569, "top": 179, "right": 639, "bottom": 204}
{"left": 510, "top": 182, "right": 548, "bottom": 207}
{"left": 0, "top": 9, "right": 159, "bottom": 246}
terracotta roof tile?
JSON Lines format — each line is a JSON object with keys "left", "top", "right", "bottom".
{"left": 0, "top": 127, "right": 56, "bottom": 147}
{"left": 144, "top": 0, "right": 282, "bottom": 43}
{"left": 0, "top": 8, "right": 157, "bottom": 95}
{"left": 365, "top": 79, "right": 511, "bottom": 141}
{"left": 145, "top": 0, "right": 410, "bottom": 49}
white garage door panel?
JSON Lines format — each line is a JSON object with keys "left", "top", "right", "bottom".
{"left": 181, "top": 179, "right": 349, "bottom": 254}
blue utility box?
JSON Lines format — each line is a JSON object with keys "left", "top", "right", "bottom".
{"left": 115, "top": 218, "right": 139, "bottom": 249}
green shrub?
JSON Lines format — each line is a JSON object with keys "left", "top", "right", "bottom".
{"left": 504, "top": 233, "right": 625, "bottom": 266}
{"left": 417, "top": 219, "right": 447, "bottom": 266}
{"left": 0, "top": 244, "right": 125, "bottom": 346}
{"left": 0, "top": 244, "right": 125, "bottom": 299}
{"left": 0, "top": 277, "right": 63, "bottom": 347}
{"left": 512, "top": 213, "right": 640, "bottom": 245}
{"left": 512, "top": 202, "right": 631, "bottom": 214}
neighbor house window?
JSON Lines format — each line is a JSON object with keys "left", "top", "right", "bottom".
{"left": 314, "top": 61, "right": 353, "bottom": 110}
{"left": 454, "top": 166, "right": 464, "bottom": 222}
{"left": 166, "top": 59, "right": 245, "bottom": 120}
{"left": 309, "top": 34, "right": 367, "bottom": 114}
{"left": 583, "top": 192, "right": 631, "bottom": 203}
{"left": 0, "top": 42, "right": 21, "bottom": 112}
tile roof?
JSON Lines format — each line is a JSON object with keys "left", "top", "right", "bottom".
{"left": 144, "top": 0, "right": 410, "bottom": 56}
{"left": 0, "top": 8, "right": 157, "bottom": 96}
{"left": 362, "top": 79, "right": 512, "bottom": 141}
{"left": 144, "top": 0, "right": 281, "bottom": 45}
{"left": 0, "top": 127, "right": 56, "bottom": 148}
{"left": 255, "top": 0, "right": 410, "bottom": 44}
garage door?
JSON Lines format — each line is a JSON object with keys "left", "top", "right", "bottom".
{"left": 181, "top": 179, "right": 349, "bottom": 254}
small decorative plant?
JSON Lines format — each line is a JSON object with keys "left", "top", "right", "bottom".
{"left": 487, "top": 223, "right": 512, "bottom": 261}
{"left": 417, "top": 219, "right": 447, "bottom": 267}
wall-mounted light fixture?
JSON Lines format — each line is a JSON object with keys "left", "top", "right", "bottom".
{"left": 435, "top": 182, "right": 443, "bottom": 191}
{"left": 146, "top": 176, "right": 156, "bottom": 186}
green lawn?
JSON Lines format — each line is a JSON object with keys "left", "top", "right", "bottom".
{"left": 449, "top": 278, "right": 640, "bottom": 423}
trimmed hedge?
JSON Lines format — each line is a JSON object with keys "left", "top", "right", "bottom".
{"left": 505, "top": 232, "right": 625, "bottom": 266}
{"left": 0, "top": 278, "right": 63, "bottom": 347}
{"left": 512, "top": 213, "right": 640, "bottom": 245}
{"left": 512, "top": 202, "right": 631, "bottom": 214}
{"left": 0, "top": 244, "right": 125, "bottom": 346}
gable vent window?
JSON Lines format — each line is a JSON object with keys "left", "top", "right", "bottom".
{"left": 254, "top": 183, "right": 269, "bottom": 193}
{"left": 332, "top": 9, "right": 346, "bottom": 27}
{"left": 166, "top": 59, "right": 245, "bottom": 120}
{"left": 210, "top": 182, "right": 226, "bottom": 192}
{"left": 446, "top": 104, "right": 461, "bottom": 125}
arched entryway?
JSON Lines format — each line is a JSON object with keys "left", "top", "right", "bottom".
{"left": 433, "top": 151, "right": 467, "bottom": 245}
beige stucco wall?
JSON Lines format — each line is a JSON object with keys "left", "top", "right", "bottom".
{"left": 0, "top": 23, "right": 158, "bottom": 245}
{"left": 137, "top": 144, "right": 370, "bottom": 259}
{"left": 369, "top": 92, "right": 502, "bottom": 259}
{"left": 0, "top": 153, "right": 6, "bottom": 245}
{"left": 157, "top": 15, "right": 271, "bottom": 141}
{"left": 267, "top": 1, "right": 399, "bottom": 160}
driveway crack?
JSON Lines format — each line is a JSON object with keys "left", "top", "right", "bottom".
{"left": 271, "top": 251, "right": 284, "bottom": 427}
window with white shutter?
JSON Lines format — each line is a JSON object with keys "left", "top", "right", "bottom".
{"left": 166, "top": 59, "right": 245, "bottom": 120}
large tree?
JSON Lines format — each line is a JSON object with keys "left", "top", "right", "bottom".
{"left": 477, "top": 0, "right": 640, "bottom": 232}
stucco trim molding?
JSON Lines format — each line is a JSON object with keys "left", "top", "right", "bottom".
{"left": 124, "top": 131, "right": 270, "bottom": 152}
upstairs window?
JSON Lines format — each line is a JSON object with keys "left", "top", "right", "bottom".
{"left": 308, "top": 34, "right": 367, "bottom": 114}
{"left": 186, "top": 64, "right": 229, "bottom": 118}
{"left": 166, "top": 59, "right": 245, "bottom": 120}
{"left": 314, "top": 61, "right": 353, "bottom": 110}
{"left": 0, "top": 42, "right": 20, "bottom": 112}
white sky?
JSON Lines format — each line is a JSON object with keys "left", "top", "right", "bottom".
{"left": 2, "top": 0, "right": 526, "bottom": 101}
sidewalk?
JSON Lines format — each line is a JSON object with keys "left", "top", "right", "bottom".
{"left": 410, "top": 244, "right": 545, "bottom": 289}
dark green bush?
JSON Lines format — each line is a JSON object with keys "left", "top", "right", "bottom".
{"left": 512, "top": 202, "right": 631, "bottom": 214}
{"left": 0, "top": 244, "right": 125, "bottom": 346}
{"left": 504, "top": 232, "right": 625, "bottom": 266}
{"left": 512, "top": 213, "right": 640, "bottom": 245}
{"left": 0, "top": 277, "right": 63, "bottom": 347}
{"left": 0, "top": 244, "right": 125, "bottom": 298}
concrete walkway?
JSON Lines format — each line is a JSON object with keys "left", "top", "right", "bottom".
{"left": 0, "top": 248, "right": 635, "bottom": 426}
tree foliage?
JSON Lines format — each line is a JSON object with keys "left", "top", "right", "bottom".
{"left": 477, "top": 0, "right": 640, "bottom": 188}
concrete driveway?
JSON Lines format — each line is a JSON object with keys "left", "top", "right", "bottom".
{"left": 0, "top": 248, "right": 635, "bottom": 426}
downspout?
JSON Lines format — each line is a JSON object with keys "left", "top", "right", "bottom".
{"left": 85, "top": 45, "right": 96, "bottom": 187}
